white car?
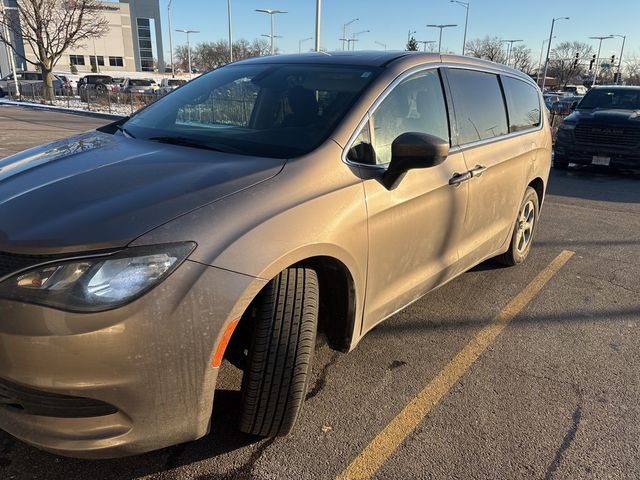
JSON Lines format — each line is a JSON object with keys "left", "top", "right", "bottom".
{"left": 158, "top": 78, "right": 187, "bottom": 95}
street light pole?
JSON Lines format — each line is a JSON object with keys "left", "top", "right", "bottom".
{"left": 590, "top": 35, "right": 613, "bottom": 87}
{"left": 541, "top": 16, "right": 569, "bottom": 90}
{"left": 314, "top": 0, "right": 321, "bottom": 52}
{"left": 342, "top": 18, "right": 358, "bottom": 51}
{"left": 227, "top": 0, "right": 233, "bottom": 63}
{"left": 502, "top": 39, "right": 523, "bottom": 66}
{"left": 610, "top": 34, "right": 626, "bottom": 85}
{"left": 351, "top": 30, "right": 369, "bottom": 51}
{"left": 418, "top": 40, "right": 437, "bottom": 52}
{"left": 450, "top": 1, "right": 469, "bottom": 55}
{"left": 256, "top": 9, "right": 287, "bottom": 55}
{"left": 168, "top": 0, "right": 174, "bottom": 77}
{"left": 299, "top": 37, "right": 313, "bottom": 53}
{"left": 426, "top": 24, "right": 457, "bottom": 53}
{"left": 374, "top": 41, "right": 387, "bottom": 51}
{"left": 536, "top": 36, "right": 555, "bottom": 86}
{"left": 176, "top": 29, "right": 199, "bottom": 78}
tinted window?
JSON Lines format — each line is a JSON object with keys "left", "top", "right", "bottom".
{"left": 579, "top": 88, "right": 640, "bottom": 110}
{"left": 447, "top": 69, "right": 508, "bottom": 145}
{"left": 502, "top": 76, "right": 541, "bottom": 132}
{"left": 125, "top": 64, "right": 381, "bottom": 159}
{"left": 370, "top": 69, "right": 449, "bottom": 165}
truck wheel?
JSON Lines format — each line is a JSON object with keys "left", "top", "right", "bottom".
{"left": 497, "top": 187, "right": 539, "bottom": 266}
{"left": 239, "top": 267, "right": 319, "bottom": 437}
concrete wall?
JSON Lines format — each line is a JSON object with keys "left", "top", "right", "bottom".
{"left": 119, "top": 0, "right": 165, "bottom": 72}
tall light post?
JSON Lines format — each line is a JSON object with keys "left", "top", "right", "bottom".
{"left": 418, "top": 40, "right": 437, "bottom": 52}
{"left": 1, "top": 0, "right": 19, "bottom": 97}
{"left": 314, "top": 0, "right": 321, "bottom": 52}
{"left": 167, "top": 0, "right": 174, "bottom": 76}
{"left": 610, "top": 34, "right": 626, "bottom": 85}
{"left": 351, "top": 30, "right": 369, "bottom": 51}
{"left": 450, "top": 0, "right": 469, "bottom": 55}
{"left": 299, "top": 37, "right": 313, "bottom": 53}
{"left": 536, "top": 36, "right": 555, "bottom": 86}
{"left": 256, "top": 9, "right": 287, "bottom": 55}
{"left": 501, "top": 39, "right": 523, "bottom": 66}
{"left": 342, "top": 18, "right": 358, "bottom": 51}
{"left": 227, "top": 0, "right": 233, "bottom": 62}
{"left": 374, "top": 41, "right": 387, "bottom": 51}
{"left": 589, "top": 35, "right": 613, "bottom": 87}
{"left": 541, "top": 16, "right": 569, "bottom": 90}
{"left": 176, "top": 29, "right": 199, "bottom": 78}
{"left": 427, "top": 24, "right": 457, "bottom": 53}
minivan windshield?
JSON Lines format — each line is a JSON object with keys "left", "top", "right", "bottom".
{"left": 578, "top": 88, "right": 640, "bottom": 110}
{"left": 124, "top": 63, "right": 381, "bottom": 158}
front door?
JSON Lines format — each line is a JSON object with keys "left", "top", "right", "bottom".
{"left": 355, "top": 68, "right": 469, "bottom": 334}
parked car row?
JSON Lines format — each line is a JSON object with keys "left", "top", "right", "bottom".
{"left": 0, "top": 70, "right": 188, "bottom": 99}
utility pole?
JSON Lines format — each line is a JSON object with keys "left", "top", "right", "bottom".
{"left": 536, "top": 36, "right": 555, "bottom": 86}
{"left": 450, "top": 1, "right": 470, "bottom": 55}
{"left": 256, "top": 9, "right": 287, "bottom": 55}
{"left": 589, "top": 35, "right": 613, "bottom": 87}
{"left": 351, "top": 30, "right": 369, "bottom": 51}
{"left": 541, "top": 16, "right": 569, "bottom": 89}
{"left": 0, "top": 0, "right": 19, "bottom": 98}
{"left": 426, "top": 24, "right": 457, "bottom": 53}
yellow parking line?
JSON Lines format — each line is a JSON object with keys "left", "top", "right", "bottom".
{"left": 337, "top": 250, "right": 575, "bottom": 480}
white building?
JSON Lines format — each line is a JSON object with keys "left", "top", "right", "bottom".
{"left": 1, "top": 0, "right": 164, "bottom": 75}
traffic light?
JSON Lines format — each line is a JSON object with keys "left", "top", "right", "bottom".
{"left": 610, "top": 54, "right": 616, "bottom": 65}
{"left": 589, "top": 54, "right": 596, "bottom": 71}
{"left": 573, "top": 53, "right": 579, "bottom": 68}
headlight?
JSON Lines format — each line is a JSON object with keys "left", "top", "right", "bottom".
{"left": 558, "top": 122, "right": 576, "bottom": 131}
{"left": 0, "top": 243, "right": 195, "bottom": 312}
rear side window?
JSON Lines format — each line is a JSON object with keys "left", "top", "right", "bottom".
{"left": 502, "top": 76, "right": 541, "bottom": 132}
{"left": 447, "top": 69, "right": 508, "bottom": 145}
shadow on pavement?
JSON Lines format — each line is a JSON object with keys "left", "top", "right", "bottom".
{"left": 548, "top": 166, "right": 640, "bottom": 204}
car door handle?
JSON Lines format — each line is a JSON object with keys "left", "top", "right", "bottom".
{"left": 449, "top": 171, "right": 472, "bottom": 186}
{"left": 469, "top": 164, "right": 488, "bottom": 177}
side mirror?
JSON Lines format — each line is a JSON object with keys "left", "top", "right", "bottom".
{"left": 570, "top": 101, "right": 579, "bottom": 111}
{"left": 382, "top": 132, "right": 449, "bottom": 190}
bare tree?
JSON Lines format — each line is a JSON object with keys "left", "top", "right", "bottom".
{"left": 547, "top": 41, "right": 593, "bottom": 86}
{"left": 623, "top": 52, "right": 640, "bottom": 85}
{"left": 511, "top": 44, "right": 533, "bottom": 74}
{"left": 465, "top": 36, "right": 507, "bottom": 64}
{"left": 177, "top": 38, "right": 273, "bottom": 72}
{"left": 0, "top": 0, "right": 108, "bottom": 99}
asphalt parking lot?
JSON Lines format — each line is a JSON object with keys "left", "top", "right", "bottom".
{"left": 1, "top": 106, "right": 639, "bottom": 480}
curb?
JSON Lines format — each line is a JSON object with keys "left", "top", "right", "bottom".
{"left": 0, "top": 99, "right": 124, "bottom": 120}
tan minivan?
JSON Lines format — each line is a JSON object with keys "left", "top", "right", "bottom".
{"left": 0, "top": 52, "right": 551, "bottom": 458}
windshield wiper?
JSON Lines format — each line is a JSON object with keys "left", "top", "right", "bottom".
{"left": 147, "top": 136, "right": 233, "bottom": 153}
{"left": 116, "top": 125, "right": 136, "bottom": 138}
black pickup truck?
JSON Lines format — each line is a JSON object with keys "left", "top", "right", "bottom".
{"left": 554, "top": 86, "right": 640, "bottom": 170}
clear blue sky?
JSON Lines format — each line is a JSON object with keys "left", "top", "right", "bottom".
{"left": 158, "top": 0, "right": 639, "bottom": 60}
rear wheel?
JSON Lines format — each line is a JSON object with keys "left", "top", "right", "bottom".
{"left": 239, "top": 267, "right": 319, "bottom": 437}
{"left": 497, "top": 187, "right": 539, "bottom": 266}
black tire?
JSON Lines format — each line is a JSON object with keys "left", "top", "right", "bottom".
{"left": 239, "top": 267, "right": 319, "bottom": 437}
{"left": 497, "top": 186, "right": 539, "bottom": 267}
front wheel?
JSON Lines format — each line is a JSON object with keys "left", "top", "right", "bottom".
{"left": 497, "top": 186, "right": 539, "bottom": 266}
{"left": 239, "top": 267, "right": 319, "bottom": 437}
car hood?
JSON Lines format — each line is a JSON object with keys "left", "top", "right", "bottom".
{"left": 569, "top": 108, "right": 640, "bottom": 125}
{"left": 0, "top": 131, "right": 285, "bottom": 254}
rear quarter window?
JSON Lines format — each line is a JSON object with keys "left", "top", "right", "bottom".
{"left": 446, "top": 69, "right": 508, "bottom": 145}
{"left": 502, "top": 76, "right": 541, "bottom": 132}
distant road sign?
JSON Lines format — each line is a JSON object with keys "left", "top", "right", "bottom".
{"left": 600, "top": 63, "right": 611, "bottom": 70}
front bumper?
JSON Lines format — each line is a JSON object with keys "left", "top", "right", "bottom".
{"left": 0, "top": 259, "right": 266, "bottom": 458}
{"left": 555, "top": 140, "right": 640, "bottom": 168}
